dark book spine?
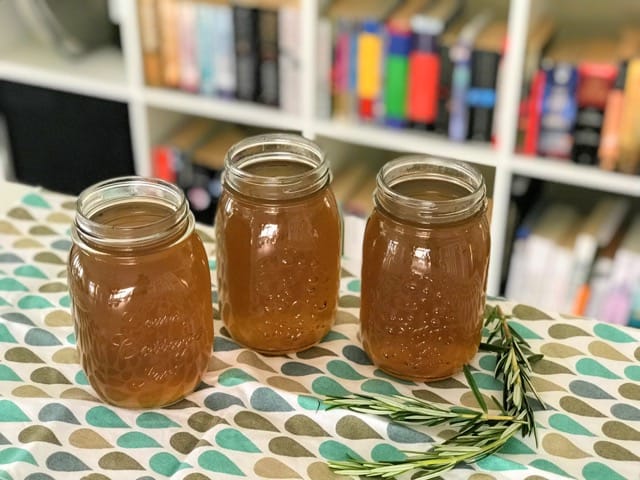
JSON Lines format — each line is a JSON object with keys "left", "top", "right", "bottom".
{"left": 571, "top": 64, "right": 617, "bottom": 165}
{"left": 467, "top": 49, "right": 500, "bottom": 141}
{"left": 434, "top": 43, "right": 454, "bottom": 134}
{"left": 258, "top": 8, "right": 279, "bottom": 106}
{"left": 233, "top": 6, "right": 259, "bottom": 102}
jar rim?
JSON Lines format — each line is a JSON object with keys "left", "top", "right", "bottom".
{"left": 375, "top": 156, "right": 487, "bottom": 224}
{"left": 223, "top": 133, "right": 330, "bottom": 200}
{"left": 73, "top": 176, "right": 192, "bottom": 251}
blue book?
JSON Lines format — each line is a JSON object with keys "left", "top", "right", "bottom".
{"left": 197, "top": 4, "right": 217, "bottom": 96}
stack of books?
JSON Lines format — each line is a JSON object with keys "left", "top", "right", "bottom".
{"left": 317, "top": 0, "right": 541, "bottom": 143}
{"left": 518, "top": 28, "right": 640, "bottom": 174}
{"left": 504, "top": 194, "right": 640, "bottom": 327}
{"left": 137, "top": 0, "right": 301, "bottom": 114}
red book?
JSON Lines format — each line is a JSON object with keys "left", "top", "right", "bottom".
{"left": 408, "top": 47, "right": 440, "bottom": 124}
{"left": 152, "top": 146, "right": 176, "bottom": 183}
{"left": 523, "top": 69, "right": 546, "bottom": 155}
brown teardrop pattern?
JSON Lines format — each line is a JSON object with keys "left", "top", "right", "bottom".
{"left": 460, "top": 391, "right": 493, "bottom": 410}
{"left": 635, "top": 346, "right": 640, "bottom": 361}
{"left": 234, "top": 411, "right": 279, "bottom": 432}
{"left": 296, "top": 346, "right": 337, "bottom": 360}
{"left": 593, "top": 441, "right": 640, "bottom": 461}
{"left": 18, "top": 425, "right": 61, "bottom": 445}
{"left": 0, "top": 220, "right": 21, "bottom": 235}
{"left": 588, "top": 341, "right": 631, "bottom": 362}
{"left": 98, "top": 452, "right": 144, "bottom": 470}
{"left": 542, "top": 433, "right": 591, "bottom": 459}
{"left": 284, "top": 415, "right": 329, "bottom": 437}
{"left": 8, "top": 207, "right": 34, "bottom": 220}
{"left": 619, "top": 382, "right": 640, "bottom": 401}
{"left": 60, "top": 388, "right": 100, "bottom": 403}
{"left": 170, "top": 431, "right": 201, "bottom": 454}
{"left": 236, "top": 350, "right": 277, "bottom": 372}
{"left": 254, "top": 457, "right": 302, "bottom": 479}
{"left": 164, "top": 399, "right": 200, "bottom": 410}
{"left": 424, "top": 377, "right": 468, "bottom": 389}
{"left": 530, "top": 376, "right": 567, "bottom": 393}
{"left": 334, "top": 310, "right": 358, "bottom": 325}
{"left": 52, "top": 347, "right": 79, "bottom": 364}
{"left": 207, "top": 354, "right": 232, "bottom": 372}
{"left": 12, "top": 385, "right": 51, "bottom": 398}
{"left": 183, "top": 474, "right": 212, "bottom": 480}
{"left": 532, "top": 359, "right": 574, "bottom": 376}
{"left": 61, "top": 200, "right": 77, "bottom": 210}
{"left": 5, "top": 346, "right": 45, "bottom": 363}
{"left": 601, "top": 421, "right": 640, "bottom": 441}
{"left": 411, "top": 389, "right": 453, "bottom": 404}
{"left": 30, "top": 367, "right": 71, "bottom": 384}
{"left": 548, "top": 324, "right": 592, "bottom": 339}
{"left": 512, "top": 305, "right": 553, "bottom": 320}
{"left": 13, "top": 238, "right": 44, "bottom": 249}
{"left": 69, "top": 428, "right": 113, "bottom": 449}
{"left": 559, "top": 396, "right": 605, "bottom": 418}
{"left": 266, "top": 376, "right": 309, "bottom": 394}
{"left": 45, "top": 310, "right": 73, "bottom": 327}
{"left": 539, "top": 342, "right": 584, "bottom": 359}
{"left": 188, "top": 412, "right": 226, "bottom": 432}
{"left": 307, "top": 461, "right": 345, "bottom": 480}
{"left": 46, "top": 212, "right": 73, "bottom": 223}
{"left": 34, "top": 252, "right": 65, "bottom": 265}
{"left": 268, "top": 436, "right": 313, "bottom": 457}
{"left": 38, "top": 282, "right": 68, "bottom": 293}
{"left": 338, "top": 295, "right": 360, "bottom": 308}
{"left": 81, "top": 474, "right": 111, "bottom": 480}
{"left": 335, "top": 415, "right": 382, "bottom": 440}
{"left": 468, "top": 474, "right": 498, "bottom": 480}
{"left": 30, "top": 225, "right": 57, "bottom": 236}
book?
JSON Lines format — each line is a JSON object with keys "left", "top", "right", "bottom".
{"left": 278, "top": 4, "right": 301, "bottom": 114}
{"left": 213, "top": 3, "right": 236, "bottom": 98}
{"left": 448, "top": 10, "right": 493, "bottom": 141}
{"left": 157, "top": 0, "right": 180, "bottom": 88}
{"left": 434, "top": 17, "right": 464, "bottom": 134}
{"left": 522, "top": 69, "right": 546, "bottom": 154}
{"left": 233, "top": 5, "right": 260, "bottom": 101}
{"left": 616, "top": 58, "right": 640, "bottom": 174}
{"left": 467, "top": 20, "right": 506, "bottom": 141}
{"left": 196, "top": 2, "right": 218, "bottom": 96}
{"left": 598, "top": 62, "right": 627, "bottom": 170}
{"left": 384, "top": 0, "right": 430, "bottom": 127}
{"left": 137, "top": 0, "right": 162, "bottom": 86}
{"left": 257, "top": 8, "right": 279, "bottom": 106}
{"left": 407, "top": 0, "right": 463, "bottom": 129}
{"left": 178, "top": 1, "right": 199, "bottom": 92}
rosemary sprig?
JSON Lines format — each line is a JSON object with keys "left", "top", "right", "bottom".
{"left": 325, "top": 304, "right": 545, "bottom": 479}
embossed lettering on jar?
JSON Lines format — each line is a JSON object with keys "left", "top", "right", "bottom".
{"left": 360, "top": 157, "right": 491, "bottom": 381}
{"left": 215, "top": 134, "right": 341, "bottom": 354}
{"left": 67, "top": 177, "right": 213, "bottom": 408}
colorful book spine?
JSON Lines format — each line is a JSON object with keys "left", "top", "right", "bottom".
{"left": 357, "top": 21, "right": 385, "bottom": 121}
{"left": 137, "top": 0, "right": 162, "bottom": 86}
{"left": 522, "top": 69, "right": 546, "bottom": 154}
{"left": 616, "top": 58, "right": 640, "bottom": 173}
{"left": 407, "top": 26, "right": 439, "bottom": 128}
{"left": 196, "top": 3, "right": 217, "bottom": 96}
{"left": 467, "top": 49, "right": 501, "bottom": 141}
{"left": 233, "top": 5, "right": 259, "bottom": 102}
{"left": 434, "top": 40, "right": 454, "bottom": 134}
{"left": 213, "top": 4, "right": 236, "bottom": 98}
{"left": 598, "top": 62, "right": 627, "bottom": 170}
{"left": 571, "top": 63, "right": 617, "bottom": 165}
{"left": 537, "top": 63, "right": 579, "bottom": 159}
{"left": 178, "top": 1, "right": 199, "bottom": 92}
{"left": 258, "top": 8, "right": 279, "bottom": 106}
{"left": 331, "top": 21, "right": 352, "bottom": 118}
{"left": 157, "top": 0, "right": 180, "bottom": 88}
{"left": 384, "top": 26, "right": 412, "bottom": 127}
{"left": 448, "top": 12, "right": 492, "bottom": 142}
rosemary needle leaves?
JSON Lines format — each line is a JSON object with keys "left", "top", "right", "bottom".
{"left": 324, "top": 305, "right": 545, "bottom": 479}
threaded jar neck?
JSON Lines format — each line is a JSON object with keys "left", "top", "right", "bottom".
{"left": 222, "top": 133, "right": 331, "bottom": 201}
{"left": 72, "top": 176, "right": 193, "bottom": 253}
{"left": 374, "top": 156, "right": 487, "bottom": 225}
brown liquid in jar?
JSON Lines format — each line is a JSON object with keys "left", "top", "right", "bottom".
{"left": 216, "top": 161, "right": 341, "bottom": 354}
{"left": 68, "top": 202, "right": 213, "bottom": 408}
{"left": 360, "top": 178, "right": 490, "bottom": 381}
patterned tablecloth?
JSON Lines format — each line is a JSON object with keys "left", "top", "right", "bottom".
{"left": 0, "top": 188, "right": 639, "bottom": 480}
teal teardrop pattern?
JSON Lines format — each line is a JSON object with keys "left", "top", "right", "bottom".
{"left": 569, "top": 380, "right": 615, "bottom": 400}
{"left": 136, "top": 412, "right": 179, "bottom": 429}
{"left": 0, "top": 400, "right": 30, "bottom": 422}
{"left": 250, "top": 388, "right": 293, "bottom": 412}
{"left": 198, "top": 450, "right": 244, "bottom": 476}
{"left": 326, "top": 360, "right": 366, "bottom": 380}
{"left": 0, "top": 278, "right": 28, "bottom": 292}
{"left": 0, "top": 447, "right": 38, "bottom": 466}
{"left": 582, "top": 461, "right": 627, "bottom": 480}
{"left": 610, "top": 403, "right": 640, "bottom": 421}
{"left": 117, "top": 432, "right": 162, "bottom": 449}
{"left": 150, "top": 452, "right": 189, "bottom": 477}
{"left": 281, "top": 362, "right": 323, "bottom": 376}
{"left": 46, "top": 452, "right": 89, "bottom": 471}
{"left": 86, "top": 407, "right": 129, "bottom": 429}
{"left": 215, "top": 428, "right": 261, "bottom": 453}
{"left": 509, "top": 321, "right": 543, "bottom": 340}
{"left": 2, "top": 312, "right": 35, "bottom": 326}
{"left": 341, "top": 345, "right": 372, "bottom": 365}
{"left": 17, "top": 295, "right": 55, "bottom": 309}
{"left": 22, "top": 193, "right": 51, "bottom": 209}
{"left": 218, "top": 368, "right": 258, "bottom": 386}
{"left": 593, "top": 323, "right": 637, "bottom": 343}
{"left": 548, "top": 413, "right": 594, "bottom": 436}
{"left": 0, "top": 324, "right": 17, "bottom": 343}
{"left": 529, "top": 459, "right": 570, "bottom": 478}
{"left": 311, "top": 377, "right": 350, "bottom": 397}
{"left": 370, "top": 443, "right": 405, "bottom": 462}
{"left": 361, "top": 379, "right": 401, "bottom": 396}
{"left": 0, "top": 365, "right": 21, "bottom": 381}
{"left": 576, "top": 358, "right": 621, "bottom": 379}
{"left": 624, "top": 365, "right": 640, "bottom": 381}
{"left": 38, "top": 404, "right": 80, "bottom": 425}
{"left": 25, "top": 328, "right": 62, "bottom": 346}
{"left": 318, "top": 440, "right": 363, "bottom": 462}
{"left": 387, "top": 422, "right": 433, "bottom": 444}
{"left": 13, "top": 265, "right": 47, "bottom": 279}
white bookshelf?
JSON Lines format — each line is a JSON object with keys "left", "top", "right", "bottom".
{"left": 0, "top": 0, "right": 638, "bottom": 297}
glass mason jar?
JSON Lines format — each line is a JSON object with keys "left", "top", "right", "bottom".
{"left": 360, "top": 157, "right": 491, "bottom": 381}
{"left": 68, "top": 177, "right": 213, "bottom": 408}
{"left": 215, "top": 133, "right": 341, "bottom": 354}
